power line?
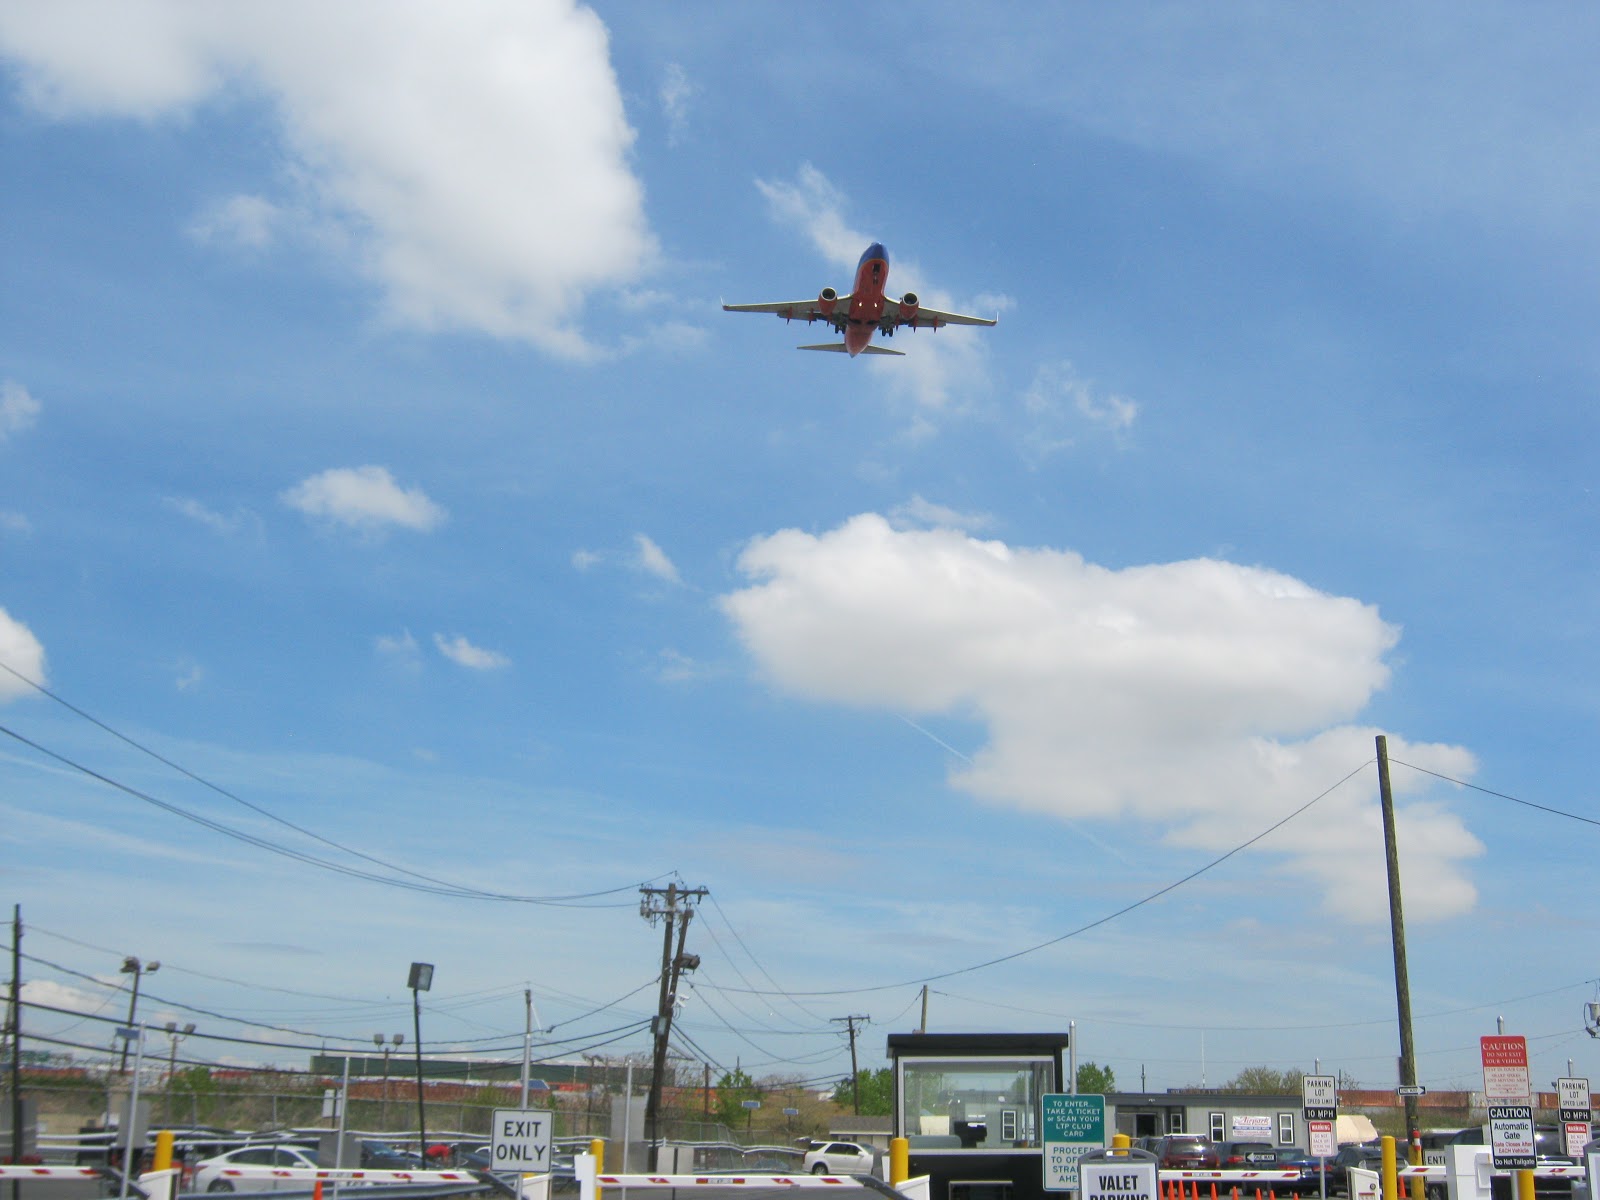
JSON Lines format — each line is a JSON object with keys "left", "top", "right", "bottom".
{"left": 1391, "top": 757, "right": 1600, "bottom": 828}
{"left": 0, "top": 717, "right": 661, "bottom": 905}
{"left": 707, "top": 758, "right": 1374, "bottom": 998}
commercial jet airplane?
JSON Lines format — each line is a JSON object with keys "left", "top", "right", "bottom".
{"left": 722, "top": 242, "right": 996, "bottom": 356}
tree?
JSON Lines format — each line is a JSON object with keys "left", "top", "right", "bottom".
{"left": 1076, "top": 1062, "right": 1116, "bottom": 1095}
{"left": 713, "top": 1068, "right": 760, "bottom": 1128}
{"left": 831, "top": 1067, "right": 893, "bottom": 1116}
{"left": 1221, "top": 1066, "right": 1304, "bottom": 1094}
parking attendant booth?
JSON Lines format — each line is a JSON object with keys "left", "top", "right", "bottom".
{"left": 888, "top": 1032, "right": 1072, "bottom": 1200}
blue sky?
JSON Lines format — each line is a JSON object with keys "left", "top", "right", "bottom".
{"left": 2, "top": 2, "right": 1598, "bottom": 1100}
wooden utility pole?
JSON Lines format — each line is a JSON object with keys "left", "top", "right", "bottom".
{"left": 640, "top": 883, "right": 705, "bottom": 1169}
{"left": 1377, "top": 736, "right": 1423, "bottom": 1196}
{"left": 10, "top": 905, "right": 22, "bottom": 1198}
{"left": 832, "top": 1016, "right": 870, "bottom": 1114}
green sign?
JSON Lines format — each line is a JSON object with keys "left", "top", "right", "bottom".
{"left": 1043, "top": 1094, "right": 1107, "bottom": 1191}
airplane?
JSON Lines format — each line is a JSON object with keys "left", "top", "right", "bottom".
{"left": 722, "top": 242, "right": 996, "bottom": 357}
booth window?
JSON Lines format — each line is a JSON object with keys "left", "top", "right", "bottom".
{"left": 899, "top": 1058, "right": 1055, "bottom": 1150}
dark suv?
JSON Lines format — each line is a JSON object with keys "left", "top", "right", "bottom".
{"left": 1152, "top": 1134, "right": 1221, "bottom": 1170}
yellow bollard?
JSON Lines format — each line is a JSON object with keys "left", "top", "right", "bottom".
{"left": 890, "top": 1138, "right": 909, "bottom": 1185}
{"left": 1381, "top": 1136, "right": 1398, "bottom": 1200}
{"left": 1113, "top": 1133, "right": 1131, "bottom": 1151}
{"left": 1516, "top": 1170, "right": 1535, "bottom": 1200}
{"left": 590, "top": 1139, "right": 605, "bottom": 1200}
{"left": 152, "top": 1130, "right": 174, "bottom": 1173}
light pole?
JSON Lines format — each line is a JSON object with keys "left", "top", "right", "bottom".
{"left": 407, "top": 964, "right": 433, "bottom": 1161}
{"left": 374, "top": 1033, "right": 403, "bottom": 1127}
{"left": 163, "top": 1022, "right": 194, "bottom": 1122}
{"left": 117, "top": 958, "right": 159, "bottom": 1075}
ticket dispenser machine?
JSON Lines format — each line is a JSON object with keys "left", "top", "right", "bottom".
{"left": 888, "top": 1032, "right": 1072, "bottom": 1200}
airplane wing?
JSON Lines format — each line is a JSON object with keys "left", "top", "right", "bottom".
{"left": 880, "top": 297, "right": 998, "bottom": 329}
{"left": 798, "top": 343, "right": 905, "bottom": 356}
{"left": 722, "top": 297, "right": 850, "bottom": 322}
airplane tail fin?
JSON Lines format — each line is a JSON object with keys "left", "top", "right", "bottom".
{"left": 797, "top": 343, "right": 905, "bottom": 357}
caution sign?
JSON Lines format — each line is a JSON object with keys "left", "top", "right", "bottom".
{"left": 490, "top": 1108, "right": 553, "bottom": 1172}
{"left": 1082, "top": 1160, "right": 1158, "bottom": 1200}
{"left": 1488, "top": 1104, "right": 1535, "bottom": 1171}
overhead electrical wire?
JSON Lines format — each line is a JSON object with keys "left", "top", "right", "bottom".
{"left": 706, "top": 758, "right": 1375, "bottom": 998}
{"left": 0, "top": 717, "right": 662, "bottom": 906}
{"left": 1391, "top": 757, "right": 1600, "bottom": 828}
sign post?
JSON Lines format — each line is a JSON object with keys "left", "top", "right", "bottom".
{"left": 1557, "top": 1077, "right": 1591, "bottom": 1159}
{"left": 1043, "top": 1094, "right": 1107, "bottom": 1192}
{"left": 1480, "top": 1036, "right": 1533, "bottom": 1172}
{"left": 1303, "top": 1075, "right": 1338, "bottom": 1199}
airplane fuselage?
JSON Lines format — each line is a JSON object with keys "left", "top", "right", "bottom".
{"left": 841, "top": 242, "right": 890, "bottom": 355}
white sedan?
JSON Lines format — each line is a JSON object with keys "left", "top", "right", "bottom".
{"left": 192, "top": 1145, "right": 320, "bottom": 1193}
{"left": 801, "top": 1142, "right": 876, "bottom": 1176}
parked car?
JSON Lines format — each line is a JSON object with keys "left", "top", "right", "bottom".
{"left": 1329, "top": 1144, "right": 1385, "bottom": 1196}
{"left": 446, "top": 1143, "right": 493, "bottom": 1170}
{"left": 359, "top": 1140, "right": 426, "bottom": 1170}
{"left": 1217, "top": 1141, "right": 1281, "bottom": 1170}
{"left": 1151, "top": 1134, "right": 1221, "bottom": 1170}
{"left": 1268, "top": 1147, "right": 1332, "bottom": 1194}
{"left": 802, "top": 1142, "right": 876, "bottom": 1175}
{"left": 193, "top": 1145, "right": 320, "bottom": 1193}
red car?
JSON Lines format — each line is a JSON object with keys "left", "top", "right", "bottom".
{"left": 1151, "top": 1135, "right": 1222, "bottom": 1170}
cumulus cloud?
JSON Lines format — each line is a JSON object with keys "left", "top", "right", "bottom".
{"left": 1, "top": 380, "right": 40, "bottom": 441}
{"left": 281, "top": 465, "right": 444, "bottom": 534}
{"left": 0, "top": 0, "right": 656, "bottom": 357}
{"left": 433, "top": 633, "right": 509, "bottom": 671}
{"left": 719, "top": 513, "right": 1482, "bottom": 924}
{"left": 754, "top": 164, "right": 1000, "bottom": 414}
{"left": 633, "top": 534, "right": 681, "bottom": 584}
{"left": 0, "top": 607, "right": 46, "bottom": 697}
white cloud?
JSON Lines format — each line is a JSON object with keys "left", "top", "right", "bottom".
{"left": 376, "top": 629, "right": 420, "bottom": 663}
{"left": 0, "top": 380, "right": 40, "bottom": 441}
{"left": 0, "top": 511, "right": 31, "bottom": 535}
{"left": 188, "top": 193, "right": 282, "bottom": 250}
{"left": 433, "top": 633, "right": 509, "bottom": 671}
{"left": 660, "top": 62, "right": 693, "bottom": 146}
{"left": 571, "top": 549, "right": 602, "bottom": 572}
{"left": 0, "top": 607, "right": 46, "bottom": 698}
{"left": 166, "top": 495, "right": 257, "bottom": 535}
{"left": 889, "top": 495, "right": 995, "bottom": 534}
{"left": 753, "top": 164, "right": 997, "bottom": 415}
{"left": 173, "top": 659, "right": 204, "bottom": 691}
{"left": 633, "top": 533, "right": 681, "bottom": 584}
{"left": 0, "top": 0, "right": 656, "bottom": 357}
{"left": 1022, "top": 361, "right": 1138, "bottom": 459}
{"left": 719, "top": 513, "right": 1483, "bottom": 924}
{"left": 281, "top": 465, "right": 445, "bottom": 534}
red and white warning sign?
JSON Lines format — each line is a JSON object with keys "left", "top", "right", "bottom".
{"left": 1480, "top": 1036, "right": 1531, "bottom": 1101}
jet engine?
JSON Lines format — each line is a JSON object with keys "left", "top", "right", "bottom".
{"left": 898, "top": 291, "right": 920, "bottom": 327}
{"left": 817, "top": 286, "right": 839, "bottom": 317}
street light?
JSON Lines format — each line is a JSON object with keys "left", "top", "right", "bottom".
{"left": 163, "top": 1022, "right": 195, "bottom": 1122}
{"left": 408, "top": 964, "right": 433, "bottom": 1161}
{"left": 117, "top": 958, "right": 159, "bottom": 1074}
